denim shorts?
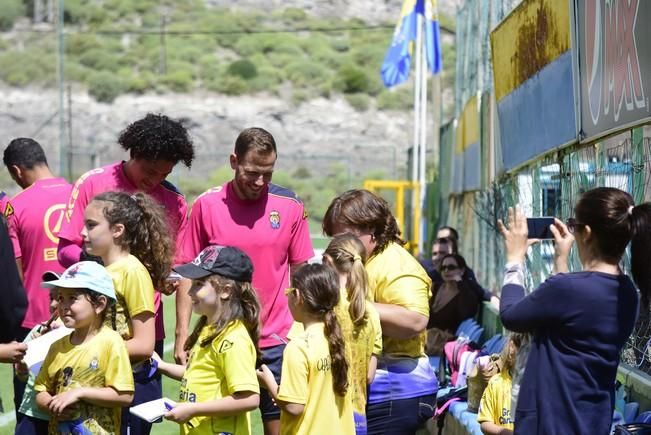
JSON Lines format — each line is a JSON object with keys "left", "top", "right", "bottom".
{"left": 258, "top": 344, "right": 286, "bottom": 421}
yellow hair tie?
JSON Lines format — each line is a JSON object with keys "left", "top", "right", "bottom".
{"left": 353, "top": 255, "right": 362, "bottom": 262}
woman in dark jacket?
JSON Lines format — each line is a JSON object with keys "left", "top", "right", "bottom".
{"left": 426, "top": 253, "right": 480, "bottom": 355}
{"left": 498, "top": 187, "right": 642, "bottom": 435}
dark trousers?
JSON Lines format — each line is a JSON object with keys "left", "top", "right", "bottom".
{"left": 14, "top": 414, "right": 49, "bottom": 435}
{"left": 366, "top": 393, "right": 437, "bottom": 435}
{"left": 120, "top": 339, "right": 164, "bottom": 435}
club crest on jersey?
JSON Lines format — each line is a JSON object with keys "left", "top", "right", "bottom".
{"left": 89, "top": 358, "right": 99, "bottom": 370}
{"left": 270, "top": 211, "right": 281, "bottom": 229}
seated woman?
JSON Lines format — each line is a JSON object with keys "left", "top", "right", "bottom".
{"left": 426, "top": 253, "right": 481, "bottom": 355}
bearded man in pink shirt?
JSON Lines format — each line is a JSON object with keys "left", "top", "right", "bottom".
{"left": 3, "top": 137, "right": 72, "bottom": 419}
{"left": 177, "top": 127, "right": 314, "bottom": 435}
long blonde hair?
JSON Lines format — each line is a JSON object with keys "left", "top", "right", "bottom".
{"left": 324, "top": 233, "right": 369, "bottom": 330}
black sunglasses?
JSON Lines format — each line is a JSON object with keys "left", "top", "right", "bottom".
{"left": 440, "top": 265, "right": 459, "bottom": 272}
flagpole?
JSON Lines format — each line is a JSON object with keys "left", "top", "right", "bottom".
{"left": 419, "top": 17, "right": 428, "bottom": 255}
{"left": 412, "top": 12, "right": 423, "bottom": 254}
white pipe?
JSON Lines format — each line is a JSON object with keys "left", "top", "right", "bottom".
{"left": 412, "top": 12, "right": 423, "bottom": 248}
{"left": 419, "top": 18, "right": 428, "bottom": 254}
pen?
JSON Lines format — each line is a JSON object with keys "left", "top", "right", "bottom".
{"left": 164, "top": 401, "right": 174, "bottom": 411}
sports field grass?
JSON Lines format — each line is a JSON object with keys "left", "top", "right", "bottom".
{"left": 0, "top": 294, "right": 264, "bottom": 435}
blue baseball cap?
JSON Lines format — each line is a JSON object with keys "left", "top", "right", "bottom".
{"left": 41, "top": 261, "right": 116, "bottom": 301}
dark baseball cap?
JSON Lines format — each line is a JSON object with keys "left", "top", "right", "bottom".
{"left": 174, "top": 245, "right": 254, "bottom": 282}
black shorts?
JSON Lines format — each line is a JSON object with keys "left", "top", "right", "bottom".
{"left": 259, "top": 344, "right": 286, "bottom": 421}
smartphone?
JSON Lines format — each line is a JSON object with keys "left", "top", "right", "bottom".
{"left": 527, "top": 217, "right": 555, "bottom": 239}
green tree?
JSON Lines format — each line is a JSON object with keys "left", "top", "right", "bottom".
{"left": 0, "top": 0, "right": 25, "bottom": 31}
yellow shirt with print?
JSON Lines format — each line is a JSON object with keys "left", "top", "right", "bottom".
{"left": 180, "top": 320, "right": 259, "bottom": 435}
{"left": 365, "top": 242, "right": 432, "bottom": 357}
{"left": 34, "top": 326, "right": 134, "bottom": 434}
{"left": 333, "top": 288, "right": 382, "bottom": 421}
{"left": 105, "top": 254, "right": 155, "bottom": 339}
{"left": 477, "top": 370, "right": 514, "bottom": 430}
{"left": 278, "top": 322, "right": 355, "bottom": 435}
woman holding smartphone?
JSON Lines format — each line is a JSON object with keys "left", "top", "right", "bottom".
{"left": 497, "top": 187, "right": 645, "bottom": 435}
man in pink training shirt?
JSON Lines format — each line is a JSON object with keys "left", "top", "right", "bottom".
{"left": 177, "top": 127, "right": 314, "bottom": 435}
{"left": 56, "top": 113, "right": 194, "bottom": 435}
{"left": 2, "top": 137, "right": 72, "bottom": 419}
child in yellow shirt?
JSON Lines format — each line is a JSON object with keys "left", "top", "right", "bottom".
{"left": 478, "top": 333, "right": 524, "bottom": 435}
{"left": 155, "top": 245, "right": 261, "bottom": 435}
{"left": 323, "top": 234, "right": 382, "bottom": 434}
{"left": 34, "top": 261, "right": 134, "bottom": 434}
{"left": 257, "top": 263, "right": 355, "bottom": 435}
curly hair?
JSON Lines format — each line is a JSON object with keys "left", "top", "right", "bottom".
{"left": 323, "top": 189, "right": 404, "bottom": 255}
{"left": 91, "top": 191, "right": 174, "bottom": 288}
{"left": 118, "top": 114, "right": 195, "bottom": 168}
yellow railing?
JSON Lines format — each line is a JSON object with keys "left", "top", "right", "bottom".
{"left": 363, "top": 180, "right": 421, "bottom": 256}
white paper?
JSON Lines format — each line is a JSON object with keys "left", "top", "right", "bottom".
{"left": 130, "top": 398, "right": 177, "bottom": 423}
{"left": 24, "top": 327, "right": 73, "bottom": 373}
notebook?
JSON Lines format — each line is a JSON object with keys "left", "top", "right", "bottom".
{"left": 129, "top": 398, "right": 177, "bottom": 423}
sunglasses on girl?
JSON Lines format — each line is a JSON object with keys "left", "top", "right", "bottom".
{"left": 440, "top": 264, "right": 459, "bottom": 272}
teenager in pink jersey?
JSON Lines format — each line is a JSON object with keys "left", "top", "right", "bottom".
{"left": 177, "top": 127, "right": 314, "bottom": 435}
{"left": 56, "top": 114, "right": 194, "bottom": 435}
{"left": 3, "top": 137, "right": 72, "bottom": 423}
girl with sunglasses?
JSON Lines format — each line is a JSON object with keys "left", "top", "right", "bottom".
{"left": 498, "top": 187, "right": 643, "bottom": 435}
{"left": 425, "top": 253, "right": 481, "bottom": 356}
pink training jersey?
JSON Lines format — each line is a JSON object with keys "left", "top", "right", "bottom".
{"left": 179, "top": 181, "right": 314, "bottom": 348}
{"left": 7, "top": 178, "right": 72, "bottom": 329}
{"left": 58, "top": 161, "right": 189, "bottom": 340}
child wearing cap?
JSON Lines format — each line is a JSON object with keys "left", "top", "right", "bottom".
{"left": 34, "top": 261, "right": 135, "bottom": 434}
{"left": 154, "top": 245, "right": 261, "bottom": 435}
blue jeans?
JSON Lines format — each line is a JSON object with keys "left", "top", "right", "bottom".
{"left": 366, "top": 393, "right": 436, "bottom": 435}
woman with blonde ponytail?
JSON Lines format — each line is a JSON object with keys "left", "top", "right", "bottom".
{"left": 324, "top": 234, "right": 382, "bottom": 435}
{"left": 257, "top": 264, "right": 355, "bottom": 435}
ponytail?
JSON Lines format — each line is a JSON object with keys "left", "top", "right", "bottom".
{"left": 239, "top": 282, "right": 261, "bottom": 360}
{"left": 291, "top": 263, "right": 349, "bottom": 396}
{"left": 324, "top": 234, "right": 370, "bottom": 330}
{"left": 630, "top": 203, "right": 651, "bottom": 309}
{"left": 323, "top": 309, "right": 349, "bottom": 396}
{"left": 346, "top": 258, "right": 368, "bottom": 328}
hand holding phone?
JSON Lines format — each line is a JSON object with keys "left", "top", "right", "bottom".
{"left": 526, "top": 217, "right": 555, "bottom": 240}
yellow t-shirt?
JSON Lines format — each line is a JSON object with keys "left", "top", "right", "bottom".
{"left": 105, "top": 254, "right": 155, "bottom": 340}
{"left": 365, "top": 242, "right": 431, "bottom": 357}
{"left": 333, "top": 287, "right": 382, "bottom": 421}
{"left": 180, "top": 320, "right": 260, "bottom": 435}
{"left": 278, "top": 322, "right": 355, "bottom": 435}
{"left": 34, "top": 326, "right": 134, "bottom": 434}
{"left": 477, "top": 370, "right": 514, "bottom": 430}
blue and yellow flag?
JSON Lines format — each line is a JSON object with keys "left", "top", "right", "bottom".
{"left": 381, "top": 0, "right": 443, "bottom": 88}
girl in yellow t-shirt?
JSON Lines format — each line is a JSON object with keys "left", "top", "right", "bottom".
{"left": 82, "top": 191, "right": 174, "bottom": 434}
{"left": 257, "top": 263, "right": 355, "bottom": 435}
{"left": 323, "top": 234, "right": 382, "bottom": 435}
{"left": 34, "top": 261, "right": 135, "bottom": 434}
{"left": 155, "top": 245, "right": 261, "bottom": 435}
{"left": 478, "top": 333, "right": 524, "bottom": 435}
